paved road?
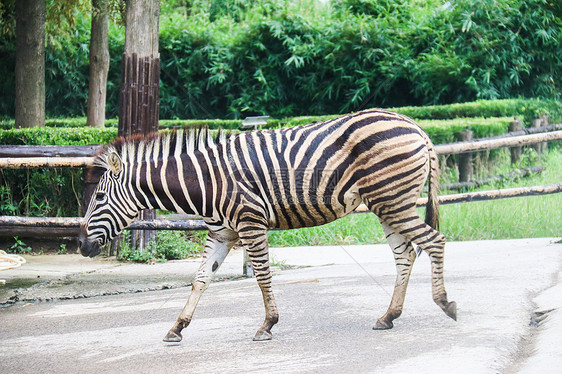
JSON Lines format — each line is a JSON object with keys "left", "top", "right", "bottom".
{"left": 1, "top": 238, "right": 561, "bottom": 373}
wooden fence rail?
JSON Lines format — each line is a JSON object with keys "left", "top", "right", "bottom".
{"left": 1, "top": 183, "right": 560, "bottom": 236}
{"left": 0, "top": 156, "right": 94, "bottom": 168}
{"left": 1, "top": 129, "right": 560, "bottom": 169}
{"left": 434, "top": 130, "right": 562, "bottom": 155}
{"left": 0, "top": 144, "right": 100, "bottom": 158}
{"left": 0, "top": 128, "right": 560, "bottom": 237}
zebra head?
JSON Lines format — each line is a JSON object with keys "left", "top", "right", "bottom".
{"left": 79, "top": 149, "right": 139, "bottom": 257}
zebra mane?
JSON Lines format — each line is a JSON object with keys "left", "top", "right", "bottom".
{"left": 90, "top": 126, "right": 228, "bottom": 178}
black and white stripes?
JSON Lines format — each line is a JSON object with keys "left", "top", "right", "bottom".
{"left": 79, "top": 108, "right": 456, "bottom": 342}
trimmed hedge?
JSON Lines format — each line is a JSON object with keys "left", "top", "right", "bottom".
{"left": 418, "top": 117, "right": 512, "bottom": 144}
{"left": 272, "top": 116, "right": 513, "bottom": 144}
{"left": 0, "top": 127, "right": 117, "bottom": 145}
{"left": 391, "top": 99, "right": 562, "bottom": 123}
{"left": 0, "top": 116, "right": 514, "bottom": 146}
{"left": 2, "top": 98, "right": 560, "bottom": 132}
{"left": 1, "top": 97, "right": 557, "bottom": 217}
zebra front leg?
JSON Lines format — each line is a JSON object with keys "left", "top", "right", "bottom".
{"left": 374, "top": 221, "right": 417, "bottom": 330}
{"left": 239, "top": 227, "right": 279, "bottom": 341}
{"left": 163, "top": 229, "right": 239, "bottom": 343}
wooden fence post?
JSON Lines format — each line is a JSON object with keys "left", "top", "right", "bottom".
{"left": 81, "top": 169, "right": 98, "bottom": 217}
{"left": 457, "top": 128, "right": 473, "bottom": 183}
{"left": 540, "top": 113, "right": 549, "bottom": 153}
{"left": 509, "top": 118, "right": 523, "bottom": 164}
{"left": 531, "top": 117, "right": 543, "bottom": 156}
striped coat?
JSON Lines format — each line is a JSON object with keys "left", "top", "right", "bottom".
{"left": 79, "top": 109, "right": 456, "bottom": 342}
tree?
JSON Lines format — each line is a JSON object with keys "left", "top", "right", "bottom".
{"left": 124, "top": 0, "right": 159, "bottom": 57}
{"left": 86, "top": 0, "right": 110, "bottom": 128}
{"left": 119, "top": 0, "right": 161, "bottom": 252}
{"left": 15, "top": 0, "right": 46, "bottom": 128}
{"left": 118, "top": 0, "right": 160, "bottom": 137}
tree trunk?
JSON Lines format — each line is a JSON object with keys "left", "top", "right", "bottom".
{"left": 119, "top": 0, "right": 161, "bottom": 254}
{"left": 124, "top": 0, "right": 160, "bottom": 56}
{"left": 15, "top": 0, "right": 46, "bottom": 128}
{"left": 86, "top": 0, "right": 110, "bottom": 128}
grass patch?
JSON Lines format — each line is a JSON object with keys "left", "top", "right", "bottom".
{"left": 118, "top": 230, "right": 207, "bottom": 263}
{"left": 440, "top": 194, "right": 560, "bottom": 241}
{"left": 268, "top": 214, "right": 386, "bottom": 248}
{"left": 268, "top": 149, "right": 561, "bottom": 247}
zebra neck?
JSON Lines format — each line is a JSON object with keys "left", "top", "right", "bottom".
{"left": 131, "top": 155, "right": 206, "bottom": 217}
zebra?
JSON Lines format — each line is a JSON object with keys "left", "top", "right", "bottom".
{"left": 79, "top": 109, "right": 457, "bottom": 342}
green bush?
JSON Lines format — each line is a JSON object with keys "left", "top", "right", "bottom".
{"left": 159, "top": 118, "right": 242, "bottom": 130}
{"left": 118, "top": 230, "right": 206, "bottom": 263}
{"left": 0, "top": 0, "right": 560, "bottom": 119}
{"left": 2, "top": 97, "right": 560, "bottom": 132}
{"left": 391, "top": 99, "right": 562, "bottom": 123}
{"left": 0, "top": 96, "right": 554, "bottom": 217}
{"left": 278, "top": 99, "right": 562, "bottom": 125}
{"left": 0, "top": 127, "right": 117, "bottom": 217}
{"left": 0, "top": 127, "right": 117, "bottom": 145}
{"left": 418, "top": 117, "right": 513, "bottom": 144}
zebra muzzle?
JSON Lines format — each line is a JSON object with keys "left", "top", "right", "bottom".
{"left": 79, "top": 236, "right": 102, "bottom": 258}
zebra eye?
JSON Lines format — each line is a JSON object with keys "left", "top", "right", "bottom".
{"left": 95, "top": 192, "right": 106, "bottom": 202}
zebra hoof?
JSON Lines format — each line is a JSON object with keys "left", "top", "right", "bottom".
{"left": 373, "top": 319, "right": 393, "bottom": 330}
{"left": 253, "top": 329, "right": 272, "bottom": 341}
{"left": 445, "top": 301, "right": 457, "bottom": 321}
{"left": 163, "top": 330, "right": 182, "bottom": 343}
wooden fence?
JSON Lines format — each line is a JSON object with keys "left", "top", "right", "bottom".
{"left": 0, "top": 129, "right": 560, "bottom": 169}
{"left": 0, "top": 183, "right": 560, "bottom": 236}
{"left": 0, "top": 126, "right": 560, "bottom": 238}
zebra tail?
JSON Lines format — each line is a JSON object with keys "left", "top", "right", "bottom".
{"left": 425, "top": 145, "right": 440, "bottom": 231}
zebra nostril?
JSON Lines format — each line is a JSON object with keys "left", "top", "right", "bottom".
{"left": 78, "top": 239, "right": 83, "bottom": 249}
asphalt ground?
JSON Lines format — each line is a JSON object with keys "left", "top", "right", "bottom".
{"left": 0, "top": 238, "right": 561, "bottom": 373}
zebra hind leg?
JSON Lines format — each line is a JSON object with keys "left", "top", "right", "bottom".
{"left": 378, "top": 210, "right": 456, "bottom": 325}
{"left": 373, "top": 220, "right": 417, "bottom": 330}
{"left": 238, "top": 226, "right": 279, "bottom": 341}
{"left": 163, "top": 229, "right": 239, "bottom": 343}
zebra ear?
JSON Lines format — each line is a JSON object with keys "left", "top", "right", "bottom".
{"left": 107, "top": 152, "right": 123, "bottom": 176}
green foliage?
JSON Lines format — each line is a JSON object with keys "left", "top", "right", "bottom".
{"left": 9, "top": 236, "right": 32, "bottom": 254}
{"left": 1, "top": 0, "right": 560, "bottom": 119}
{"left": 419, "top": 117, "right": 512, "bottom": 144}
{"left": 0, "top": 126, "right": 116, "bottom": 217}
{"left": 157, "top": 0, "right": 562, "bottom": 118}
{"left": 159, "top": 118, "right": 242, "bottom": 130}
{"left": 0, "top": 185, "right": 17, "bottom": 214}
{"left": 390, "top": 99, "right": 562, "bottom": 123}
{"left": 9, "top": 96, "right": 558, "bottom": 132}
{"left": 0, "top": 168, "right": 83, "bottom": 217}
{"left": 0, "top": 126, "right": 117, "bottom": 145}
{"left": 0, "top": 97, "right": 555, "bottom": 217}
{"left": 268, "top": 149, "right": 562, "bottom": 246}
{"left": 118, "top": 230, "right": 206, "bottom": 263}
{"left": 57, "top": 243, "right": 67, "bottom": 254}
